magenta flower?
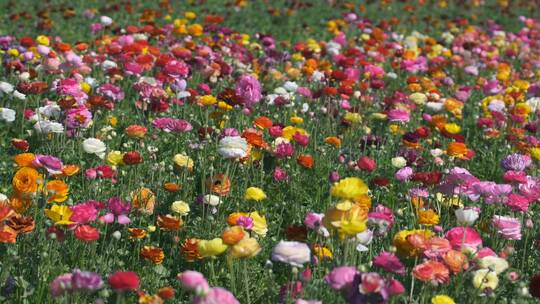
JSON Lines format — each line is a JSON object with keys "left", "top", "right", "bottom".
{"left": 387, "top": 109, "right": 410, "bottom": 123}
{"left": 65, "top": 106, "right": 92, "bottom": 129}
{"left": 71, "top": 269, "right": 103, "bottom": 292}
{"left": 273, "top": 167, "right": 288, "bottom": 182}
{"left": 97, "top": 83, "right": 125, "bottom": 102}
{"left": 373, "top": 252, "right": 405, "bottom": 275}
{"left": 70, "top": 202, "right": 98, "bottom": 225}
{"left": 505, "top": 193, "right": 530, "bottom": 212}
{"left": 50, "top": 274, "right": 73, "bottom": 298}
{"left": 163, "top": 60, "right": 190, "bottom": 78}
{"left": 152, "top": 117, "right": 193, "bottom": 133}
{"left": 235, "top": 75, "right": 262, "bottom": 107}
{"left": 275, "top": 142, "right": 294, "bottom": 159}
{"left": 32, "top": 155, "right": 63, "bottom": 175}
{"left": 99, "top": 197, "right": 131, "bottom": 225}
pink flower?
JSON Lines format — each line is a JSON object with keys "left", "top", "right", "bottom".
{"left": 152, "top": 117, "right": 193, "bottom": 133}
{"left": 193, "top": 287, "right": 239, "bottom": 304}
{"left": 275, "top": 142, "right": 294, "bottom": 159}
{"left": 235, "top": 75, "right": 262, "bottom": 107}
{"left": 70, "top": 203, "right": 98, "bottom": 225}
{"left": 368, "top": 205, "right": 394, "bottom": 235}
{"left": 395, "top": 167, "right": 413, "bottom": 181}
{"left": 273, "top": 167, "right": 288, "bottom": 182}
{"left": 178, "top": 271, "right": 209, "bottom": 293}
{"left": 505, "top": 193, "right": 530, "bottom": 212}
{"left": 503, "top": 170, "right": 528, "bottom": 183}
{"left": 268, "top": 125, "right": 283, "bottom": 137}
{"left": 492, "top": 215, "right": 522, "bottom": 240}
{"left": 293, "top": 132, "right": 309, "bottom": 147}
{"left": 33, "top": 155, "right": 63, "bottom": 175}
{"left": 373, "top": 251, "right": 405, "bottom": 275}
{"left": 97, "top": 84, "right": 125, "bottom": 102}
{"left": 445, "top": 227, "right": 483, "bottom": 251}
{"left": 304, "top": 212, "right": 324, "bottom": 230}
{"left": 65, "top": 106, "right": 92, "bottom": 129}
{"left": 386, "top": 278, "right": 405, "bottom": 296}
{"left": 387, "top": 109, "right": 410, "bottom": 123}
{"left": 163, "top": 60, "right": 190, "bottom": 78}
{"left": 424, "top": 237, "right": 452, "bottom": 259}
{"left": 325, "top": 266, "right": 359, "bottom": 291}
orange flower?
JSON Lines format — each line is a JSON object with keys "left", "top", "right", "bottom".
{"left": 128, "top": 228, "right": 147, "bottom": 239}
{"left": 0, "top": 205, "right": 15, "bottom": 222}
{"left": 446, "top": 142, "right": 469, "bottom": 158}
{"left": 412, "top": 260, "right": 450, "bottom": 283}
{"left": 443, "top": 250, "right": 469, "bottom": 273}
{"left": 45, "top": 180, "right": 69, "bottom": 203}
{"left": 205, "top": 174, "right": 231, "bottom": 196}
{"left": 0, "top": 224, "right": 17, "bottom": 243}
{"left": 14, "top": 153, "right": 35, "bottom": 167}
{"left": 12, "top": 167, "right": 42, "bottom": 195}
{"left": 221, "top": 226, "right": 245, "bottom": 245}
{"left": 181, "top": 238, "right": 203, "bottom": 262}
{"left": 227, "top": 212, "right": 249, "bottom": 226}
{"left": 157, "top": 215, "right": 183, "bottom": 231}
{"left": 253, "top": 116, "right": 273, "bottom": 129}
{"left": 324, "top": 136, "right": 341, "bottom": 147}
{"left": 9, "top": 196, "right": 31, "bottom": 213}
{"left": 417, "top": 209, "right": 439, "bottom": 226}
{"left": 131, "top": 188, "right": 156, "bottom": 215}
{"left": 297, "top": 154, "right": 314, "bottom": 169}
{"left": 313, "top": 244, "right": 333, "bottom": 260}
{"left": 157, "top": 287, "right": 175, "bottom": 300}
{"left": 6, "top": 214, "right": 35, "bottom": 234}
{"left": 61, "top": 165, "right": 80, "bottom": 177}
{"left": 140, "top": 246, "right": 165, "bottom": 264}
{"left": 242, "top": 128, "right": 268, "bottom": 149}
{"left": 125, "top": 125, "right": 148, "bottom": 138}
{"left": 163, "top": 182, "right": 182, "bottom": 192}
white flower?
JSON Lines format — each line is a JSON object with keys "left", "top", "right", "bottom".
{"left": 13, "top": 90, "right": 26, "bottom": 100}
{"left": 0, "top": 81, "right": 14, "bottom": 95}
{"left": 409, "top": 92, "right": 427, "bottom": 105}
{"left": 455, "top": 208, "right": 479, "bottom": 226}
{"left": 488, "top": 99, "right": 505, "bottom": 112}
{"left": 355, "top": 229, "right": 373, "bottom": 252}
{"left": 283, "top": 81, "right": 298, "bottom": 92}
{"left": 478, "top": 256, "right": 509, "bottom": 274}
{"left": 472, "top": 269, "right": 499, "bottom": 290}
{"left": 38, "top": 104, "right": 62, "bottom": 119}
{"left": 430, "top": 148, "right": 444, "bottom": 157}
{"left": 33, "top": 120, "right": 64, "bottom": 134}
{"left": 82, "top": 138, "right": 107, "bottom": 158}
{"left": 526, "top": 97, "right": 540, "bottom": 112}
{"left": 100, "top": 16, "right": 113, "bottom": 26}
{"left": 101, "top": 60, "right": 117, "bottom": 71}
{"left": 271, "top": 241, "right": 311, "bottom": 267}
{"left": 311, "top": 70, "right": 325, "bottom": 82}
{"left": 325, "top": 41, "right": 341, "bottom": 56}
{"left": 0, "top": 108, "right": 16, "bottom": 122}
{"left": 217, "top": 136, "right": 248, "bottom": 159}
{"left": 202, "top": 195, "right": 221, "bottom": 206}
{"left": 0, "top": 193, "right": 8, "bottom": 202}
{"left": 386, "top": 72, "right": 398, "bottom": 79}
{"left": 391, "top": 157, "right": 407, "bottom": 168}
{"left": 425, "top": 102, "right": 444, "bottom": 112}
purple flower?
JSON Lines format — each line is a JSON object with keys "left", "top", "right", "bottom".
{"left": 236, "top": 216, "right": 254, "bottom": 229}
{"left": 395, "top": 166, "right": 413, "bottom": 181}
{"left": 99, "top": 197, "right": 131, "bottom": 225}
{"left": 235, "top": 75, "right": 262, "bottom": 107}
{"left": 71, "top": 270, "right": 103, "bottom": 292}
{"left": 500, "top": 153, "right": 532, "bottom": 171}
{"left": 32, "top": 155, "right": 63, "bottom": 175}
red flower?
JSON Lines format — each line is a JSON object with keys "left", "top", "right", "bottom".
{"left": 11, "top": 138, "right": 29, "bottom": 151}
{"left": 357, "top": 156, "right": 376, "bottom": 172}
{"left": 108, "top": 271, "right": 140, "bottom": 292}
{"left": 123, "top": 151, "right": 143, "bottom": 165}
{"left": 297, "top": 154, "right": 314, "bottom": 169}
{"left": 74, "top": 225, "right": 100, "bottom": 242}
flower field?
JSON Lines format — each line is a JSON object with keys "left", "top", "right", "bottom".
{"left": 1, "top": 0, "right": 540, "bottom": 303}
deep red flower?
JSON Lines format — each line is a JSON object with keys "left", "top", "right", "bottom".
{"left": 123, "top": 151, "right": 143, "bottom": 165}
{"left": 357, "top": 156, "right": 376, "bottom": 172}
{"left": 530, "top": 273, "right": 540, "bottom": 298}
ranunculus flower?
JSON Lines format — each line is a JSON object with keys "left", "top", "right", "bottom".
{"left": 271, "top": 241, "right": 311, "bottom": 267}
{"left": 74, "top": 225, "right": 100, "bottom": 242}
{"left": 108, "top": 271, "right": 140, "bottom": 292}
{"left": 445, "top": 227, "right": 482, "bottom": 251}
{"left": 325, "top": 266, "right": 359, "bottom": 291}
{"left": 373, "top": 251, "right": 405, "bottom": 275}
{"left": 492, "top": 215, "right": 522, "bottom": 240}
{"left": 82, "top": 138, "right": 106, "bottom": 158}
{"left": 235, "top": 75, "right": 262, "bottom": 107}
{"left": 218, "top": 136, "right": 248, "bottom": 159}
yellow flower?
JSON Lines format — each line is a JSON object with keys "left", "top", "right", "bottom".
{"left": 80, "top": 82, "right": 91, "bottom": 94}
{"left": 108, "top": 116, "right": 118, "bottom": 127}
{"left": 290, "top": 116, "right": 304, "bottom": 125}
{"left": 244, "top": 187, "right": 266, "bottom": 201}
{"left": 282, "top": 126, "right": 308, "bottom": 140}
{"left": 338, "top": 218, "right": 366, "bottom": 239}
{"left": 36, "top": 35, "right": 50, "bottom": 46}
{"left": 7, "top": 49, "right": 19, "bottom": 57}
{"left": 230, "top": 236, "right": 261, "bottom": 258}
{"left": 444, "top": 123, "right": 461, "bottom": 134}
{"left": 107, "top": 151, "right": 125, "bottom": 166}
{"left": 313, "top": 245, "right": 333, "bottom": 260}
{"left": 417, "top": 209, "right": 440, "bottom": 226}
{"left": 218, "top": 101, "right": 233, "bottom": 111}
{"left": 170, "top": 200, "right": 190, "bottom": 216}
{"left": 409, "top": 92, "right": 427, "bottom": 105}
{"left": 370, "top": 113, "right": 387, "bottom": 120}
{"left": 435, "top": 193, "right": 463, "bottom": 208}
{"left": 472, "top": 269, "right": 499, "bottom": 290}
{"left": 173, "top": 154, "right": 194, "bottom": 171}
{"left": 184, "top": 11, "right": 196, "bottom": 19}
{"left": 198, "top": 238, "right": 228, "bottom": 257}
{"left": 248, "top": 211, "right": 268, "bottom": 237}
{"left": 343, "top": 112, "right": 362, "bottom": 124}
{"left": 331, "top": 177, "right": 368, "bottom": 200}
{"left": 45, "top": 205, "right": 74, "bottom": 225}
{"left": 431, "top": 295, "right": 455, "bottom": 304}
{"left": 530, "top": 147, "right": 540, "bottom": 161}
{"left": 200, "top": 95, "right": 217, "bottom": 106}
